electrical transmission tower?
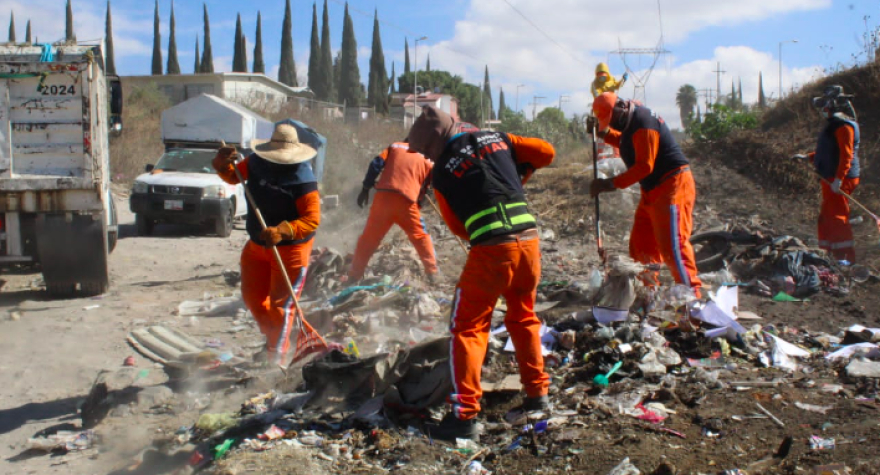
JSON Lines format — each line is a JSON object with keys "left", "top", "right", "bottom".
{"left": 609, "top": 0, "right": 670, "bottom": 104}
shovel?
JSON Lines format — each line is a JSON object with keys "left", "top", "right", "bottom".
{"left": 593, "top": 360, "right": 623, "bottom": 387}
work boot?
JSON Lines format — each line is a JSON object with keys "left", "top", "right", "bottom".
{"left": 505, "top": 395, "right": 549, "bottom": 424}
{"left": 426, "top": 413, "right": 481, "bottom": 442}
{"left": 426, "top": 270, "right": 444, "bottom": 285}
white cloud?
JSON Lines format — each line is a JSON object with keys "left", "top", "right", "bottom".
{"left": 426, "top": 0, "right": 830, "bottom": 128}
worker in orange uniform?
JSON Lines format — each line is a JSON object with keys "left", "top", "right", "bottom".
{"left": 792, "top": 85, "right": 860, "bottom": 262}
{"left": 408, "top": 105, "right": 554, "bottom": 441}
{"left": 348, "top": 141, "right": 438, "bottom": 282}
{"left": 589, "top": 92, "right": 703, "bottom": 298}
{"left": 212, "top": 123, "right": 321, "bottom": 365}
{"left": 591, "top": 62, "right": 628, "bottom": 98}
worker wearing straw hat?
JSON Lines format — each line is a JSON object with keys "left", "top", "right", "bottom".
{"left": 212, "top": 123, "right": 322, "bottom": 365}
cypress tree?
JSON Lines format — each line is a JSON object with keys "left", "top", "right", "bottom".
{"left": 278, "top": 0, "right": 297, "bottom": 87}
{"left": 240, "top": 33, "right": 247, "bottom": 74}
{"left": 367, "top": 10, "right": 388, "bottom": 113}
{"left": 8, "top": 11, "right": 15, "bottom": 43}
{"left": 425, "top": 53, "right": 430, "bottom": 72}
{"left": 758, "top": 72, "right": 766, "bottom": 109}
{"left": 253, "top": 12, "right": 264, "bottom": 73}
{"left": 66, "top": 0, "right": 76, "bottom": 43}
{"left": 737, "top": 77, "right": 743, "bottom": 107}
{"left": 308, "top": 3, "right": 321, "bottom": 95}
{"left": 105, "top": 2, "right": 116, "bottom": 75}
{"left": 151, "top": 0, "right": 162, "bottom": 75}
{"left": 200, "top": 4, "right": 214, "bottom": 73}
{"left": 319, "top": 0, "right": 333, "bottom": 101}
{"left": 338, "top": 3, "right": 361, "bottom": 106}
{"left": 25, "top": 19, "right": 31, "bottom": 44}
{"left": 404, "top": 38, "right": 410, "bottom": 74}
{"left": 232, "top": 13, "right": 244, "bottom": 72}
{"left": 389, "top": 62, "right": 395, "bottom": 94}
{"left": 498, "top": 87, "right": 506, "bottom": 116}
{"left": 193, "top": 37, "right": 200, "bottom": 74}
{"left": 483, "top": 66, "right": 494, "bottom": 119}
{"left": 166, "top": 2, "right": 180, "bottom": 74}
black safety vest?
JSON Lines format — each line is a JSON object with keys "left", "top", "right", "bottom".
{"left": 432, "top": 132, "right": 537, "bottom": 244}
{"left": 618, "top": 106, "right": 689, "bottom": 192}
{"left": 814, "top": 117, "right": 860, "bottom": 180}
{"left": 245, "top": 154, "right": 318, "bottom": 246}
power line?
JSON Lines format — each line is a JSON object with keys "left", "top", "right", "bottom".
{"left": 499, "top": 0, "right": 588, "bottom": 66}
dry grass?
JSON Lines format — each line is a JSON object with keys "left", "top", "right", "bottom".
{"left": 212, "top": 444, "right": 330, "bottom": 475}
{"left": 109, "top": 83, "right": 170, "bottom": 183}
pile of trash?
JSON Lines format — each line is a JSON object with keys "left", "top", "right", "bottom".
{"left": 125, "top": 251, "right": 878, "bottom": 474}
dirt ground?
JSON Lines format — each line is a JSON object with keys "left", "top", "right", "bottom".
{"left": 3, "top": 149, "right": 880, "bottom": 474}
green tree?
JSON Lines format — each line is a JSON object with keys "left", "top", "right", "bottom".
{"left": 337, "top": 3, "right": 362, "bottom": 106}
{"left": 367, "top": 10, "right": 388, "bottom": 113}
{"left": 737, "top": 78, "right": 743, "bottom": 107}
{"left": 200, "top": 4, "right": 214, "bottom": 73}
{"left": 166, "top": 2, "right": 180, "bottom": 75}
{"left": 531, "top": 107, "right": 571, "bottom": 148}
{"left": 253, "top": 12, "right": 264, "bottom": 73}
{"left": 397, "top": 70, "right": 484, "bottom": 124}
{"left": 404, "top": 38, "right": 410, "bottom": 74}
{"left": 8, "top": 11, "right": 15, "bottom": 42}
{"left": 425, "top": 53, "right": 430, "bottom": 72}
{"left": 25, "top": 19, "right": 30, "bottom": 44}
{"left": 308, "top": 3, "right": 321, "bottom": 94}
{"left": 104, "top": 2, "right": 115, "bottom": 75}
{"left": 758, "top": 72, "right": 766, "bottom": 110}
{"left": 675, "top": 84, "right": 698, "bottom": 128}
{"left": 688, "top": 104, "right": 758, "bottom": 142}
{"left": 232, "top": 13, "right": 245, "bottom": 72}
{"left": 151, "top": 0, "right": 162, "bottom": 75}
{"left": 482, "top": 66, "right": 494, "bottom": 120}
{"left": 66, "top": 0, "right": 76, "bottom": 42}
{"left": 498, "top": 87, "right": 507, "bottom": 116}
{"left": 193, "top": 37, "right": 200, "bottom": 74}
{"left": 319, "top": 0, "right": 333, "bottom": 101}
{"left": 278, "top": 0, "right": 297, "bottom": 86}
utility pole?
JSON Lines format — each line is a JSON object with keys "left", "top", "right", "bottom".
{"left": 712, "top": 62, "right": 725, "bottom": 106}
{"left": 778, "top": 39, "right": 797, "bottom": 100}
{"left": 697, "top": 88, "right": 714, "bottom": 110}
{"left": 531, "top": 96, "right": 545, "bottom": 121}
{"left": 515, "top": 84, "right": 525, "bottom": 115}
{"left": 412, "top": 36, "right": 428, "bottom": 126}
{"left": 558, "top": 94, "right": 570, "bottom": 113}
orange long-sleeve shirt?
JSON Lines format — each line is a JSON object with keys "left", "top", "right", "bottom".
{"left": 807, "top": 125, "right": 855, "bottom": 181}
{"left": 603, "top": 128, "right": 661, "bottom": 190}
{"left": 215, "top": 157, "right": 320, "bottom": 238}
{"left": 433, "top": 133, "right": 555, "bottom": 240}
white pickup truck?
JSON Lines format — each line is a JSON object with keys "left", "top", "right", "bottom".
{"left": 129, "top": 95, "right": 271, "bottom": 237}
{"left": 0, "top": 44, "right": 121, "bottom": 296}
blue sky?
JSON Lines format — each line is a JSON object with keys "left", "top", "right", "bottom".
{"left": 5, "top": 0, "right": 879, "bottom": 128}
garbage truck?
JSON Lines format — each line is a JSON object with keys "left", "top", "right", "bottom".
{"left": 0, "top": 44, "right": 122, "bottom": 296}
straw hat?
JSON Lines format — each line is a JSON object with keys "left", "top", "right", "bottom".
{"left": 251, "top": 123, "right": 317, "bottom": 165}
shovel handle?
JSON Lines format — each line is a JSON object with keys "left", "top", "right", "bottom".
{"left": 590, "top": 122, "right": 605, "bottom": 261}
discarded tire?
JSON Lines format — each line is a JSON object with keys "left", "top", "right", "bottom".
{"left": 690, "top": 232, "right": 733, "bottom": 273}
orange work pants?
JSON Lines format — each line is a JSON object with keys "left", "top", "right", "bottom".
{"left": 240, "top": 239, "right": 312, "bottom": 365}
{"left": 448, "top": 236, "right": 550, "bottom": 420}
{"left": 349, "top": 191, "right": 437, "bottom": 280}
{"left": 629, "top": 169, "right": 702, "bottom": 297}
{"left": 818, "top": 177, "right": 858, "bottom": 262}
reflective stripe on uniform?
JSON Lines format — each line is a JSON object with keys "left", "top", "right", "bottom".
{"left": 464, "top": 201, "right": 535, "bottom": 241}
{"left": 669, "top": 205, "right": 691, "bottom": 287}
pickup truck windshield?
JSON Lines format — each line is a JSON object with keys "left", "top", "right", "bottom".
{"left": 154, "top": 150, "right": 217, "bottom": 173}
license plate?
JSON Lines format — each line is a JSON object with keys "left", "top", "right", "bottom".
{"left": 164, "top": 200, "right": 184, "bottom": 211}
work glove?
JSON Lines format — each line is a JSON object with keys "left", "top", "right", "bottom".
{"left": 260, "top": 221, "right": 295, "bottom": 246}
{"left": 790, "top": 153, "right": 808, "bottom": 161}
{"left": 586, "top": 116, "right": 598, "bottom": 133}
{"left": 830, "top": 178, "right": 843, "bottom": 194}
{"left": 212, "top": 146, "right": 237, "bottom": 172}
{"left": 590, "top": 178, "right": 616, "bottom": 198}
{"left": 622, "top": 72, "right": 629, "bottom": 82}
{"left": 356, "top": 187, "right": 371, "bottom": 208}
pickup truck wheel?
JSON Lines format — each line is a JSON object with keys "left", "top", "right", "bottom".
{"left": 214, "top": 202, "right": 234, "bottom": 237}
{"left": 136, "top": 214, "right": 154, "bottom": 236}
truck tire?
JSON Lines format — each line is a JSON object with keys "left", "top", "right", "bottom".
{"left": 37, "top": 213, "right": 110, "bottom": 297}
{"left": 213, "top": 200, "right": 234, "bottom": 237}
{"left": 689, "top": 232, "right": 733, "bottom": 273}
{"left": 136, "top": 214, "right": 154, "bottom": 236}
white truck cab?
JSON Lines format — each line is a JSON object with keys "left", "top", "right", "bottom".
{"left": 129, "top": 94, "right": 272, "bottom": 237}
